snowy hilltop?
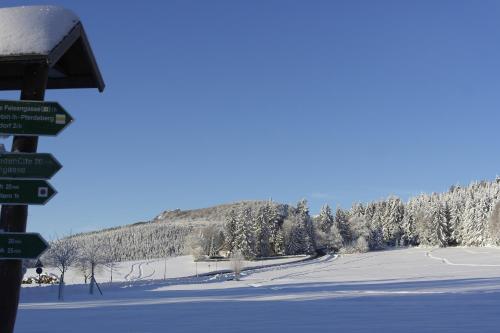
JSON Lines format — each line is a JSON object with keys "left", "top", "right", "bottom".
{"left": 50, "top": 201, "right": 289, "bottom": 262}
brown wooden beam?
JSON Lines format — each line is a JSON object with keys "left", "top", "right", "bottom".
{"left": 0, "top": 63, "right": 48, "bottom": 333}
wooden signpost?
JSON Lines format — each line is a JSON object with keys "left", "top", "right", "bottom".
{"left": 0, "top": 6, "right": 104, "bottom": 333}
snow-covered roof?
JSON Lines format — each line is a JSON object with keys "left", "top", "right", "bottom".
{"left": 0, "top": 5, "right": 79, "bottom": 56}
{"left": 0, "top": 5, "right": 104, "bottom": 92}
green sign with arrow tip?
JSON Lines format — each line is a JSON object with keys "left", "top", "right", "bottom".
{"left": 0, "top": 100, "right": 73, "bottom": 136}
{"left": 0, "top": 153, "right": 62, "bottom": 179}
{"left": 0, "top": 179, "right": 56, "bottom": 205}
{"left": 0, "top": 232, "right": 48, "bottom": 260}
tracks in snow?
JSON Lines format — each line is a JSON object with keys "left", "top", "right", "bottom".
{"left": 245, "top": 254, "right": 346, "bottom": 286}
{"left": 124, "top": 260, "right": 157, "bottom": 282}
{"left": 426, "top": 250, "right": 500, "bottom": 267}
{"left": 265, "top": 252, "right": 380, "bottom": 282}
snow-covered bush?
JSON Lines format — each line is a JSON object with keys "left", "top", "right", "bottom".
{"left": 355, "top": 237, "right": 369, "bottom": 253}
{"left": 230, "top": 250, "right": 244, "bottom": 280}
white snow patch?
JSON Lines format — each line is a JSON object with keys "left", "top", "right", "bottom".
{"left": 0, "top": 6, "right": 79, "bottom": 56}
{"left": 17, "top": 248, "right": 500, "bottom": 332}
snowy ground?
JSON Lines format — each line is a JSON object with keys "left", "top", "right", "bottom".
{"left": 17, "top": 247, "right": 500, "bottom": 332}
{"left": 23, "top": 255, "right": 307, "bottom": 285}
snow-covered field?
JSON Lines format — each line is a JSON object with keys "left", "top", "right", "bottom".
{"left": 17, "top": 248, "right": 500, "bottom": 332}
{"left": 24, "top": 255, "right": 307, "bottom": 285}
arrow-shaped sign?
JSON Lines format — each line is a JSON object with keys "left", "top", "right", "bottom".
{"left": 0, "top": 179, "right": 56, "bottom": 205}
{"left": 0, "top": 100, "right": 73, "bottom": 136}
{"left": 0, "top": 232, "right": 48, "bottom": 260}
{"left": 0, "top": 153, "right": 62, "bottom": 179}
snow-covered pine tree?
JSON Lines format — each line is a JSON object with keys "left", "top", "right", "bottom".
{"left": 234, "top": 207, "right": 255, "bottom": 259}
{"left": 401, "top": 198, "right": 417, "bottom": 246}
{"left": 296, "top": 199, "right": 316, "bottom": 253}
{"left": 267, "top": 202, "right": 284, "bottom": 255}
{"left": 283, "top": 216, "right": 309, "bottom": 255}
{"left": 314, "top": 203, "right": 342, "bottom": 252}
{"left": 467, "top": 194, "right": 491, "bottom": 246}
{"left": 335, "top": 207, "right": 351, "bottom": 245}
{"left": 254, "top": 205, "right": 271, "bottom": 257}
{"left": 462, "top": 194, "right": 478, "bottom": 246}
{"left": 364, "top": 202, "right": 376, "bottom": 224}
{"left": 382, "top": 197, "right": 404, "bottom": 246}
{"left": 223, "top": 209, "right": 238, "bottom": 253}
{"left": 274, "top": 229, "right": 285, "bottom": 255}
{"left": 368, "top": 202, "right": 384, "bottom": 243}
{"left": 432, "top": 200, "right": 450, "bottom": 247}
{"left": 282, "top": 201, "right": 315, "bottom": 255}
{"left": 368, "top": 224, "right": 384, "bottom": 250}
{"left": 448, "top": 191, "right": 465, "bottom": 246}
{"left": 318, "top": 204, "right": 334, "bottom": 233}
{"left": 488, "top": 201, "right": 500, "bottom": 245}
{"left": 350, "top": 203, "right": 365, "bottom": 218}
{"left": 283, "top": 215, "right": 301, "bottom": 255}
{"left": 414, "top": 194, "right": 434, "bottom": 246}
{"left": 320, "top": 219, "right": 343, "bottom": 252}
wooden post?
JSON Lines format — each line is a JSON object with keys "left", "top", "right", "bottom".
{"left": 0, "top": 63, "right": 48, "bottom": 333}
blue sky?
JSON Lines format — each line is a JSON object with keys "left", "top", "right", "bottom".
{"left": 1, "top": 1, "right": 500, "bottom": 239}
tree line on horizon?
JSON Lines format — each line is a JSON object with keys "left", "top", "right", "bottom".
{"left": 198, "top": 178, "right": 500, "bottom": 259}
{"left": 44, "top": 177, "right": 500, "bottom": 265}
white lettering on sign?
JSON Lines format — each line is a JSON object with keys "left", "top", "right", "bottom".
{"left": 8, "top": 238, "right": 21, "bottom": 245}
{"left": 0, "top": 157, "right": 34, "bottom": 166}
{"left": 5, "top": 184, "right": 19, "bottom": 190}
{"left": 20, "top": 115, "right": 54, "bottom": 122}
{"left": 0, "top": 167, "right": 27, "bottom": 176}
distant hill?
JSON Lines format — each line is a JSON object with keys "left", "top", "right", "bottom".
{"left": 152, "top": 201, "right": 279, "bottom": 224}
{"left": 62, "top": 201, "right": 286, "bottom": 262}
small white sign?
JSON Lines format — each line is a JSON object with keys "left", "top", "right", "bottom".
{"left": 37, "top": 187, "right": 48, "bottom": 198}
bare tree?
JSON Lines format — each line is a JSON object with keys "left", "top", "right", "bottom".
{"left": 104, "top": 238, "right": 120, "bottom": 284}
{"left": 43, "top": 235, "right": 79, "bottom": 300}
{"left": 199, "top": 225, "right": 225, "bottom": 257}
{"left": 79, "top": 237, "right": 110, "bottom": 295}
{"left": 230, "top": 250, "right": 244, "bottom": 281}
{"left": 77, "top": 258, "right": 91, "bottom": 284}
{"left": 186, "top": 234, "right": 204, "bottom": 277}
{"left": 105, "top": 259, "right": 119, "bottom": 284}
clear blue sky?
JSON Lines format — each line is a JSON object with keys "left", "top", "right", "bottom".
{"left": 1, "top": 1, "right": 500, "bottom": 239}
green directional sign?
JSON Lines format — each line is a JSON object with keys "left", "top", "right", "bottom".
{"left": 0, "top": 179, "right": 56, "bottom": 205}
{"left": 0, "top": 153, "right": 61, "bottom": 179}
{"left": 0, "top": 232, "right": 48, "bottom": 260}
{"left": 0, "top": 100, "right": 73, "bottom": 136}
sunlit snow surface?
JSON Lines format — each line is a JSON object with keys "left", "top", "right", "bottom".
{"left": 0, "top": 6, "right": 78, "bottom": 56}
{"left": 18, "top": 248, "right": 500, "bottom": 332}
